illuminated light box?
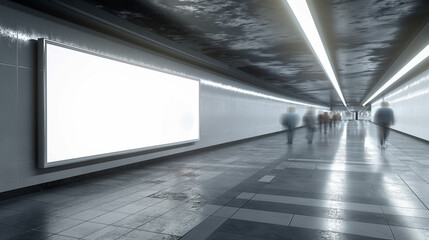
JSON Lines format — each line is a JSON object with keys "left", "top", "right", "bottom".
{"left": 38, "top": 39, "right": 200, "bottom": 168}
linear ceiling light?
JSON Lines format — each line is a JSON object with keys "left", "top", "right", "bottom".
{"left": 363, "top": 43, "right": 429, "bottom": 106}
{"left": 286, "top": 0, "right": 347, "bottom": 107}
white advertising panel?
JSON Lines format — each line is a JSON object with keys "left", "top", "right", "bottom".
{"left": 39, "top": 39, "right": 199, "bottom": 167}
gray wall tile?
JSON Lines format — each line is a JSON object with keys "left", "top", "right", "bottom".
{"left": 0, "top": 64, "right": 18, "bottom": 164}
{"left": 0, "top": 162, "right": 19, "bottom": 191}
{"left": 17, "top": 38, "right": 37, "bottom": 69}
{"left": 0, "top": 5, "right": 17, "bottom": 65}
{"left": 18, "top": 67, "right": 37, "bottom": 163}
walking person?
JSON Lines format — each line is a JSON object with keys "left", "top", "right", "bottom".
{"left": 281, "top": 107, "right": 299, "bottom": 144}
{"left": 374, "top": 102, "right": 395, "bottom": 149}
{"left": 322, "top": 112, "right": 330, "bottom": 134}
{"left": 303, "top": 107, "right": 316, "bottom": 144}
{"left": 317, "top": 111, "right": 323, "bottom": 132}
{"left": 333, "top": 113, "right": 340, "bottom": 127}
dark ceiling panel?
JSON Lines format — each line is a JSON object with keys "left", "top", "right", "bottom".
{"left": 83, "top": 0, "right": 334, "bottom": 105}
{"left": 320, "top": 0, "right": 429, "bottom": 104}
{"left": 22, "top": 0, "right": 429, "bottom": 106}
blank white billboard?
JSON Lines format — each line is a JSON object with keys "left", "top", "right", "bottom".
{"left": 38, "top": 39, "right": 199, "bottom": 168}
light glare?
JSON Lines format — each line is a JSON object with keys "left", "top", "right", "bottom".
{"left": 286, "top": 0, "right": 347, "bottom": 107}
{"left": 363, "top": 43, "right": 429, "bottom": 106}
{"left": 200, "top": 79, "right": 327, "bottom": 109}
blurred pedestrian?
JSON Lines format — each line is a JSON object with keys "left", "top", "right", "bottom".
{"left": 374, "top": 102, "right": 394, "bottom": 149}
{"left": 317, "top": 111, "right": 323, "bottom": 132}
{"left": 322, "top": 112, "right": 330, "bottom": 134}
{"left": 329, "top": 112, "right": 334, "bottom": 128}
{"left": 281, "top": 107, "right": 299, "bottom": 144}
{"left": 333, "top": 113, "right": 340, "bottom": 127}
{"left": 303, "top": 107, "right": 316, "bottom": 144}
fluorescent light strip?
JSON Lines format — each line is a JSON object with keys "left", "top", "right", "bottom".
{"left": 286, "top": 0, "right": 347, "bottom": 107}
{"left": 363, "top": 43, "right": 429, "bottom": 106}
{"left": 200, "top": 79, "right": 328, "bottom": 109}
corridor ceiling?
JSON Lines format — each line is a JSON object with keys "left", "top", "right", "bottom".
{"left": 16, "top": 0, "right": 429, "bottom": 107}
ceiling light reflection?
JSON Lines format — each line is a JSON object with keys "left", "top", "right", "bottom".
{"left": 363, "top": 43, "right": 429, "bottom": 106}
{"left": 200, "top": 79, "right": 328, "bottom": 109}
{"left": 286, "top": 0, "right": 347, "bottom": 107}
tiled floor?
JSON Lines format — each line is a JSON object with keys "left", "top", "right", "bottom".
{"left": 1, "top": 121, "right": 429, "bottom": 239}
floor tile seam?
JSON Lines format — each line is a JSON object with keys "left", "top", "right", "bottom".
{"left": 272, "top": 179, "right": 406, "bottom": 189}
{"left": 397, "top": 163, "right": 429, "bottom": 184}
{"left": 228, "top": 208, "right": 394, "bottom": 240}
{"left": 384, "top": 216, "right": 429, "bottom": 232}
{"left": 48, "top": 233, "right": 81, "bottom": 239}
{"left": 106, "top": 226, "right": 134, "bottom": 240}
{"left": 242, "top": 198, "right": 390, "bottom": 219}
{"left": 107, "top": 216, "right": 157, "bottom": 231}
{"left": 396, "top": 174, "right": 429, "bottom": 211}
{"left": 77, "top": 201, "right": 160, "bottom": 219}
{"left": 56, "top": 222, "right": 114, "bottom": 239}
{"left": 0, "top": 205, "right": 67, "bottom": 218}
{"left": 284, "top": 164, "right": 397, "bottom": 174}
{"left": 288, "top": 213, "right": 295, "bottom": 226}
{"left": 33, "top": 217, "right": 87, "bottom": 236}
{"left": 157, "top": 214, "right": 212, "bottom": 237}
{"left": 214, "top": 228, "right": 283, "bottom": 240}
{"left": 0, "top": 221, "right": 46, "bottom": 232}
{"left": 290, "top": 214, "right": 395, "bottom": 240}
{"left": 90, "top": 196, "right": 154, "bottom": 214}
{"left": 0, "top": 199, "right": 75, "bottom": 214}
{"left": 127, "top": 199, "right": 190, "bottom": 221}
{"left": 134, "top": 228, "right": 181, "bottom": 238}
{"left": 387, "top": 218, "right": 399, "bottom": 240}
{"left": 185, "top": 162, "right": 265, "bottom": 169}
{"left": 49, "top": 186, "right": 156, "bottom": 212}
{"left": 108, "top": 219, "right": 143, "bottom": 230}
{"left": 247, "top": 193, "right": 387, "bottom": 214}
{"left": 286, "top": 159, "right": 402, "bottom": 166}
{"left": 137, "top": 215, "right": 208, "bottom": 237}
{"left": 249, "top": 192, "right": 379, "bottom": 207}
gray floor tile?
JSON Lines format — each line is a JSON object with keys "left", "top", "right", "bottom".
{"left": 83, "top": 225, "right": 132, "bottom": 240}
{"left": 45, "top": 235, "right": 80, "bottom": 240}
{"left": 5, "top": 230, "right": 52, "bottom": 240}
{"left": 59, "top": 222, "right": 107, "bottom": 238}
{"left": 231, "top": 208, "right": 293, "bottom": 226}
{"left": 139, "top": 212, "right": 208, "bottom": 236}
{"left": 35, "top": 218, "right": 83, "bottom": 234}
{"left": 181, "top": 216, "right": 228, "bottom": 240}
{"left": 206, "top": 231, "right": 267, "bottom": 240}
{"left": 258, "top": 175, "right": 276, "bottom": 182}
{"left": 391, "top": 226, "right": 429, "bottom": 240}
{"left": 135, "top": 205, "right": 173, "bottom": 217}
{"left": 113, "top": 203, "right": 149, "bottom": 214}
{"left": 381, "top": 206, "right": 429, "bottom": 219}
{"left": 117, "top": 230, "right": 179, "bottom": 240}
{"left": 236, "top": 192, "right": 256, "bottom": 200}
{"left": 213, "top": 207, "right": 239, "bottom": 218}
{"left": 90, "top": 212, "right": 129, "bottom": 225}
{"left": 290, "top": 215, "right": 393, "bottom": 239}
{"left": 112, "top": 213, "right": 155, "bottom": 229}
{"left": 69, "top": 209, "right": 107, "bottom": 221}
{"left": 253, "top": 193, "right": 384, "bottom": 214}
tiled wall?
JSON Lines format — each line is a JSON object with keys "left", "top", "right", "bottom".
{"left": 371, "top": 68, "right": 429, "bottom": 141}
{"left": 0, "top": 3, "right": 327, "bottom": 193}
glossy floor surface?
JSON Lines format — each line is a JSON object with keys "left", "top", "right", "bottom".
{"left": 1, "top": 121, "right": 429, "bottom": 240}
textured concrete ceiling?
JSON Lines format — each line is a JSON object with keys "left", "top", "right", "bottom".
{"left": 51, "top": 0, "right": 429, "bottom": 106}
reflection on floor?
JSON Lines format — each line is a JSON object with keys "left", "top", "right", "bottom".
{"left": 1, "top": 121, "right": 429, "bottom": 240}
